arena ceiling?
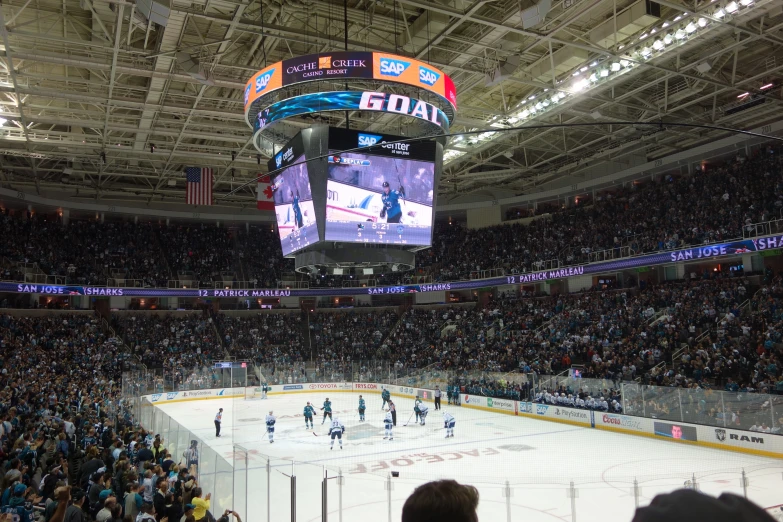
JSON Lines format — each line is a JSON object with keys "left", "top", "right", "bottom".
{"left": 0, "top": 0, "right": 781, "bottom": 211}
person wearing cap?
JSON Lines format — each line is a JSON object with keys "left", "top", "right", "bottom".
{"left": 64, "top": 488, "right": 88, "bottom": 522}
{"left": 179, "top": 504, "right": 196, "bottom": 522}
{"left": 1, "top": 483, "right": 33, "bottom": 522}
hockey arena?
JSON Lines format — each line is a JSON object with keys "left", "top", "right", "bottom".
{"left": 4, "top": 0, "right": 783, "bottom": 520}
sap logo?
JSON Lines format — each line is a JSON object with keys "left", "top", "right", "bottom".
{"left": 275, "top": 152, "right": 283, "bottom": 168}
{"left": 419, "top": 66, "right": 440, "bottom": 86}
{"left": 730, "top": 434, "right": 764, "bottom": 444}
{"left": 379, "top": 58, "right": 410, "bottom": 77}
{"left": 536, "top": 404, "right": 548, "bottom": 415}
{"left": 151, "top": 394, "right": 161, "bottom": 402}
{"left": 166, "top": 392, "right": 178, "bottom": 400}
{"left": 358, "top": 133, "right": 383, "bottom": 147}
{"left": 255, "top": 68, "right": 276, "bottom": 93}
{"left": 244, "top": 85, "right": 251, "bottom": 106}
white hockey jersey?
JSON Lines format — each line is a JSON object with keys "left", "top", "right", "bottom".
{"left": 265, "top": 414, "right": 276, "bottom": 428}
{"left": 329, "top": 419, "right": 345, "bottom": 435}
{"left": 443, "top": 412, "right": 455, "bottom": 424}
{"left": 384, "top": 411, "right": 393, "bottom": 425}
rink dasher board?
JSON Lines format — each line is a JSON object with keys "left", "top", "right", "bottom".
{"left": 141, "top": 385, "right": 783, "bottom": 459}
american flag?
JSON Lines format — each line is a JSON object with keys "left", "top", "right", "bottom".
{"left": 185, "top": 167, "right": 213, "bottom": 206}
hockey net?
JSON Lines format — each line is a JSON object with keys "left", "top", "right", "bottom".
{"left": 767, "top": 505, "right": 783, "bottom": 522}
{"left": 244, "top": 386, "right": 264, "bottom": 400}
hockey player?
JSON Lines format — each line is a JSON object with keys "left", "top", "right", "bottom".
{"left": 414, "top": 396, "right": 423, "bottom": 423}
{"left": 358, "top": 395, "right": 366, "bottom": 422}
{"left": 321, "top": 398, "right": 333, "bottom": 424}
{"left": 383, "top": 410, "right": 394, "bottom": 440}
{"left": 303, "top": 402, "right": 316, "bottom": 429}
{"left": 381, "top": 388, "right": 391, "bottom": 410}
{"left": 265, "top": 411, "right": 276, "bottom": 443}
{"left": 262, "top": 382, "right": 269, "bottom": 399}
{"left": 418, "top": 404, "right": 429, "bottom": 426}
{"left": 443, "top": 412, "right": 455, "bottom": 438}
{"left": 329, "top": 417, "right": 346, "bottom": 450}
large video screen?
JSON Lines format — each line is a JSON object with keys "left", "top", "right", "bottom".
{"left": 272, "top": 154, "right": 319, "bottom": 255}
{"left": 324, "top": 151, "right": 435, "bottom": 245}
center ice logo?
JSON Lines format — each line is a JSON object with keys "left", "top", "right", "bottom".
{"left": 379, "top": 58, "right": 410, "bottom": 77}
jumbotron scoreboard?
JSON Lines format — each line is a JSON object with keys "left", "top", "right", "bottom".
{"left": 266, "top": 126, "right": 443, "bottom": 275}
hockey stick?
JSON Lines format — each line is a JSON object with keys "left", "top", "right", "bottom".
{"left": 402, "top": 412, "right": 414, "bottom": 426}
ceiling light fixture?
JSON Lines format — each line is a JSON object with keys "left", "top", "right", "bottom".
{"left": 725, "top": 1, "right": 738, "bottom": 12}
{"left": 697, "top": 17, "right": 708, "bottom": 27}
{"left": 760, "top": 83, "right": 773, "bottom": 90}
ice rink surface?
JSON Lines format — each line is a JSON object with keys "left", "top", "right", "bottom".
{"left": 157, "top": 392, "right": 783, "bottom": 522}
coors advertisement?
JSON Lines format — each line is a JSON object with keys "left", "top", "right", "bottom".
{"left": 282, "top": 52, "right": 373, "bottom": 85}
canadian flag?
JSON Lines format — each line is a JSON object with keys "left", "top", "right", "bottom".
{"left": 257, "top": 174, "right": 274, "bottom": 210}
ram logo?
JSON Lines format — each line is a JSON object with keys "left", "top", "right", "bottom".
{"left": 379, "top": 58, "right": 409, "bottom": 77}
{"left": 419, "top": 66, "right": 440, "bottom": 86}
{"left": 255, "top": 68, "right": 276, "bottom": 93}
{"left": 358, "top": 133, "right": 383, "bottom": 147}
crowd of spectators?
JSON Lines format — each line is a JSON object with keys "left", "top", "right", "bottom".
{"left": 111, "top": 314, "right": 220, "bottom": 390}
{"left": 157, "top": 225, "right": 235, "bottom": 288}
{"left": 0, "top": 215, "right": 169, "bottom": 287}
{"left": 422, "top": 149, "right": 783, "bottom": 280}
{"left": 0, "top": 313, "right": 224, "bottom": 522}
{"left": 2, "top": 148, "right": 781, "bottom": 291}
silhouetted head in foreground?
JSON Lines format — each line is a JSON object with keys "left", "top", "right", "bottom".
{"left": 633, "top": 489, "right": 776, "bottom": 522}
{"left": 401, "top": 480, "right": 479, "bottom": 522}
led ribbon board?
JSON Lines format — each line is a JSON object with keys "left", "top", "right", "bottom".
{"left": 244, "top": 52, "right": 456, "bottom": 125}
{"left": 252, "top": 91, "right": 450, "bottom": 138}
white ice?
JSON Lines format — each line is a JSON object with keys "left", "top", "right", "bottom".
{"left": 156, "top": 392, "right": 783, "bottom": 522}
